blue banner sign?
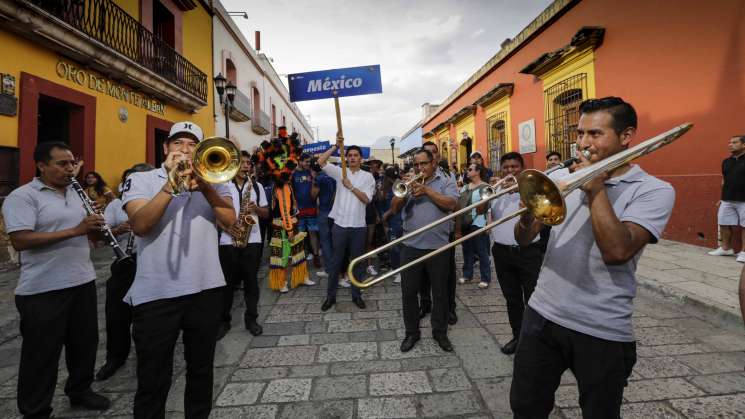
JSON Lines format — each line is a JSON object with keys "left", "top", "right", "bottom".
{"left": 288, "top": 65, "right": 382, "bottom": 102}
{"left": 302, "top": 141, "right": 370, "bottom": 159}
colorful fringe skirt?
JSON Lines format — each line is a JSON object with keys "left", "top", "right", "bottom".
{"left": 268, "top": 219, "right": 309, "bottom": 291}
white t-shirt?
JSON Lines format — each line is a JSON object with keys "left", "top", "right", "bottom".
{"left": 121, "top": 167, "right": 232, "bottom": 306}
{"left": 322, "top": 164, "right": 375, "bottom": 228}
{"left": 218, "top": 179, "right": 267, "bottom": 246}
{"left": 104, "top": 198, "right": 136, "bottom": 253}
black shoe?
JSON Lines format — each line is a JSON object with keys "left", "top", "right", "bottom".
{"left": 94, "top": 361, "right": 125, "bottom": 381}
{"left": 419, "top": 303, "right": 431, "bottom": 319}
{"left": 245, "top": 321, "right": 263, "bottom": 336}
{"left": 433, "top": 334, "right": 454, "bottom": 352}
{"left": 216, "top": 321, "right": 231, "bottom": 341}
{"left": 69, "top": 390, "right": 111, "bottom": 411}
{"left": 353, "top": 297, "right": 366, "bottom": 309}
{"left": 501, "top": 338, "right": 518, "bottom": 355}
{"left": 400, "top": 334, "right": 420, "bottom": 352}
{"left": 448, "top": 311, "right": 458, "bottom": 325}
{"left": 321, "top": 298, "right": 336, "bottom": 311}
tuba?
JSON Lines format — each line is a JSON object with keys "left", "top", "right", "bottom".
{"left": 231, "top": 189, "right": 259, "bottom": 248}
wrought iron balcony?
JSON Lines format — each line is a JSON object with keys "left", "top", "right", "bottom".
{"left": 251, "top": 110, "right": 271, "bottom": 135}
{"left": 25, "top": 0, "right": 207, "bottom": 103}
{"left": 228, "top": 89, "right": 251, "bottom": 123}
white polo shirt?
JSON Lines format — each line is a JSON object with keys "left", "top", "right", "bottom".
{"left": 218, "top": 179, "right": 267, "bottom": 246}
{"left": 2, "top": 178, "right": 96, "bottom": 295}
{"left": 489, "top": 189, "right": 540, "bottom": 246}
{"left": 121, "top": 167, "right": 231, "bottom": 306}
{"left": 104, "top": 198, "right": 135, "bottom": 253}
{"left": 322, "top": 164, "right": 375, "bottom": 228}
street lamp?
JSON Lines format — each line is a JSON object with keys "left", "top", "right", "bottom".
{"left": 389, "top": 137, "right": 395, "bottom": 165}
{"left": 213, "top": 73, "right": 236, "bottom": 138}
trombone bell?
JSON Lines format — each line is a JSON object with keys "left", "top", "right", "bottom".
{"left": 517, "top": 170, "right": 566, "bottom": 225}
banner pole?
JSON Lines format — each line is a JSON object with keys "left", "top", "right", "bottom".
{"left": 334, "top": 94, "right": 347, "bottom": 179}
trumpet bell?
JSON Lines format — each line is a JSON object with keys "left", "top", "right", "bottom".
{"left": 392, "top": 180, "right": 409, "bottom": 198}
{"left": 517, "top": 169, "right": 566, "bottom": 226}
{"left": 193, "top": 136, "right": 240, "bottom": 183}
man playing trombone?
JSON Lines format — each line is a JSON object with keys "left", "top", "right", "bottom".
{"left": 391, "top": 148, "right": 459, "bottom": 352}
{"left": 510, "top": 97, "right": 676, "bottom": 418}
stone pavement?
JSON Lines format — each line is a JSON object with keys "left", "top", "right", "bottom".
{"left": 0, "top": 242, "right": 743, "bottom": 418}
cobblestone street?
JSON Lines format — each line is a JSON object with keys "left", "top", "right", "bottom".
{"left": 0, "top": 241, "right": 744, "bottom": 418}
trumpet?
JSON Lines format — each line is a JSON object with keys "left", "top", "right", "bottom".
{"left": 392, "top": 173, "right": 424, "bottom": 198}
{"left": 168, "top": 136, "right": 241, "bottom": 196}
{"left": 348, "top": 123, "right": 693, "bottom": 288}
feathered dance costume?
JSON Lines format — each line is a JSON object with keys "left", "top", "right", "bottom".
{"left": 253, "top": 129, "right": 309, "bottom": 291}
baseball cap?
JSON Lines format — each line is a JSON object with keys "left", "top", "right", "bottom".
{"left": 168, "top": 121, "right": 204, "bottom": 142}
{"left": 470, "top": 151, "right": 483, "bottom": 158}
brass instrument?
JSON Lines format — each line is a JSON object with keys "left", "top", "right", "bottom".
{"left": 168, "top": 136, "right": 240, "bottom": 196}
{"left": 348, "top": 123, "right": 693, "bottom": 288}
{"left": 392, "top": 173, "right": 425, "bottom": 198}
{"left": 231, "top": 191, "right": 259, "bottom": 248}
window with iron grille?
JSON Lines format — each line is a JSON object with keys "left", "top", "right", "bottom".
{"left": 544, "top": 73, "right": 587, "bottom": 160}
{"left": 486, "top": 111, "right": 508, "bottom": 172}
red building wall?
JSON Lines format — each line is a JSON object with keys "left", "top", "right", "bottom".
{"left": 423, "top": 0, "right": 745, "bottom": 247}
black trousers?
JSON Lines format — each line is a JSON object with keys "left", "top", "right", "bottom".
{"left": 104, "top": 259, "right": 136, "bottom": 365}
{"left": 492, "top": 242, "right": 542, "bottom": 338}
{"left": 15, "top": 281, "right": 98, "bottom": 419}
{"left": 401, "top": 246, "right": 450, "bottom": 337}
{"left": 419, "top": 233, "right": 456, "bottom": 313}
{"left": 218, "top": 244, "right": 261, "bottom": 325}
{"left": 132, "top": 288, "right": 223, "bottom": 419}
{"left": 511, "top": 306, "right": 637, "bottom": 419}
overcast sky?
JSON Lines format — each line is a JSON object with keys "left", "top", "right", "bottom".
{"left": 222, "top": 0, "right": 552, "bottom": 146}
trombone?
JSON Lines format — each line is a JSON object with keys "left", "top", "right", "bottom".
{"left": 347, "top": 123, "right": 693, "bottom": 289}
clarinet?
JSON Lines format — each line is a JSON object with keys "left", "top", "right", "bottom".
{"left": 69, "top": 177, "right": 129, "bottom": 261}
{"left": 124, "top": 229, "right": 136, "bottom": 256}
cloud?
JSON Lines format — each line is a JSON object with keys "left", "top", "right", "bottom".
{"left": 223, "top": 0, "right": 552, "bottom": 144}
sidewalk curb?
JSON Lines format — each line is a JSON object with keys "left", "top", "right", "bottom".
{"left": 638, "top": 278, "right": 742, "bottom": 331}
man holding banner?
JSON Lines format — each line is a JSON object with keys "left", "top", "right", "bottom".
{"left": 317, "top": 139, "right": 375, "bottom": 311}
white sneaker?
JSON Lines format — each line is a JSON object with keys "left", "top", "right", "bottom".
{"left": 737, "top": 252, "right": 745, "bottom": 263}
{"left": 366, "top": 265, "right": 378, "bottom": 276}
{"left": 316, "top": 271, "right": 329, "bottom": 278}
{"left": 708, "top": 247, "right": 735, "bottom": 256}
{"left": 458, "top": 277, "right": 471, "bottom": 284}
{"left": 279, "top": 285, "right": 289, "bottom": 293}
{"left": 303, "top": 279, "right": 316, "bottom": 286}
{"left": 339, "top": 278, "right": 351, "bottom": 288}
{"left": 393, "top": 273, "right": 402, "bottom": 284}
{"left": 478, "top": 281, "right": 489, "bottom": 289}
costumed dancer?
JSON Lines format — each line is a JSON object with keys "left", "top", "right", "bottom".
{"left": 253, "top": 127, "right": 312, "bottom": 292}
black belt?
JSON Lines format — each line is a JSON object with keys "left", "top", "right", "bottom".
{"left": 493, "top": 242, "right": 540, "bottom": 253}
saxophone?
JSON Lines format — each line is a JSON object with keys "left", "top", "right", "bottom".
{"left": 231, "top": 189, "right": 259, "bottom": 248}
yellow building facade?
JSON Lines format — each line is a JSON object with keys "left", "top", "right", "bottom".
{"left": 0, "top": 0, "right": 215, "bottom": 190}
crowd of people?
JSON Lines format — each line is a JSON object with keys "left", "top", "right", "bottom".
{"left": 3, "top": 97, "right": 742, "bottom": 418}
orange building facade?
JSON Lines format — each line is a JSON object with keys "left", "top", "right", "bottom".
{"left": 421, "top": 0, "right": 745, "bottom": 247}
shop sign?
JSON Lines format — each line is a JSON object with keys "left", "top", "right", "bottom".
{"left": 55, "top": 61, "right": 165, "bottom": 115}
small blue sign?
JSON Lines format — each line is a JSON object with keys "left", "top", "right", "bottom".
{"left": 303, "top": 141, "right": 370, "bottom": 159}
{"left": 288, "top": 65, "right": 382, "bottom": 102}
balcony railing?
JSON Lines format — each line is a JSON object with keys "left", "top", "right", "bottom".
{"left": 28, "top": 0, "right": 207, "bottom": 102}
{"left": 229, "top": 89, "right": 251, "bottom": 122}
{"left": 251, "top": 110, "right": 271, "bottom": 135}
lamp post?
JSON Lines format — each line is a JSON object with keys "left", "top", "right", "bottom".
{"left": 213, "top": 73, "right": 236, "bottom": 138}
{"left": 389, "top": 137, "right": 395, "bottom": 165}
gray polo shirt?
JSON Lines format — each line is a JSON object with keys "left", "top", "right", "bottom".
{"left": 401, "top": 172, "right": 459, "bottom": 249}
{"left": 2, "top": 178, "right": 96, "bottom": 295}
{"left": 121, "top": 167, "right": 231, "bottom": 306}
{"left": 528, "top": 165, "right": 675, "bottom": 342}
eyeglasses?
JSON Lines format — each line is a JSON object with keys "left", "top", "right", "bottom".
{"left": 413, "top": 161, "right": 432, "bottom": 167}
{"left": 468, "top": 167, "right": 478, "bottom": 172}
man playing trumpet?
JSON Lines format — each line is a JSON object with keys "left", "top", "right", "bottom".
{"left": 391, "top": 148, "right": 459, "bottom": 353}
{"left": 122, "top": 122, "right": 236, "bottom": 419}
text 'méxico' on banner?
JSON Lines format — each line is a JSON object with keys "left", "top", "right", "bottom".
{"left": 287, "top": 65, "right": 382, "bottom": 102}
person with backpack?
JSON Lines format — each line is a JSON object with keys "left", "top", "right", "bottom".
{"left": 455, "top": 163, "right": 492, "bottom": 289}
